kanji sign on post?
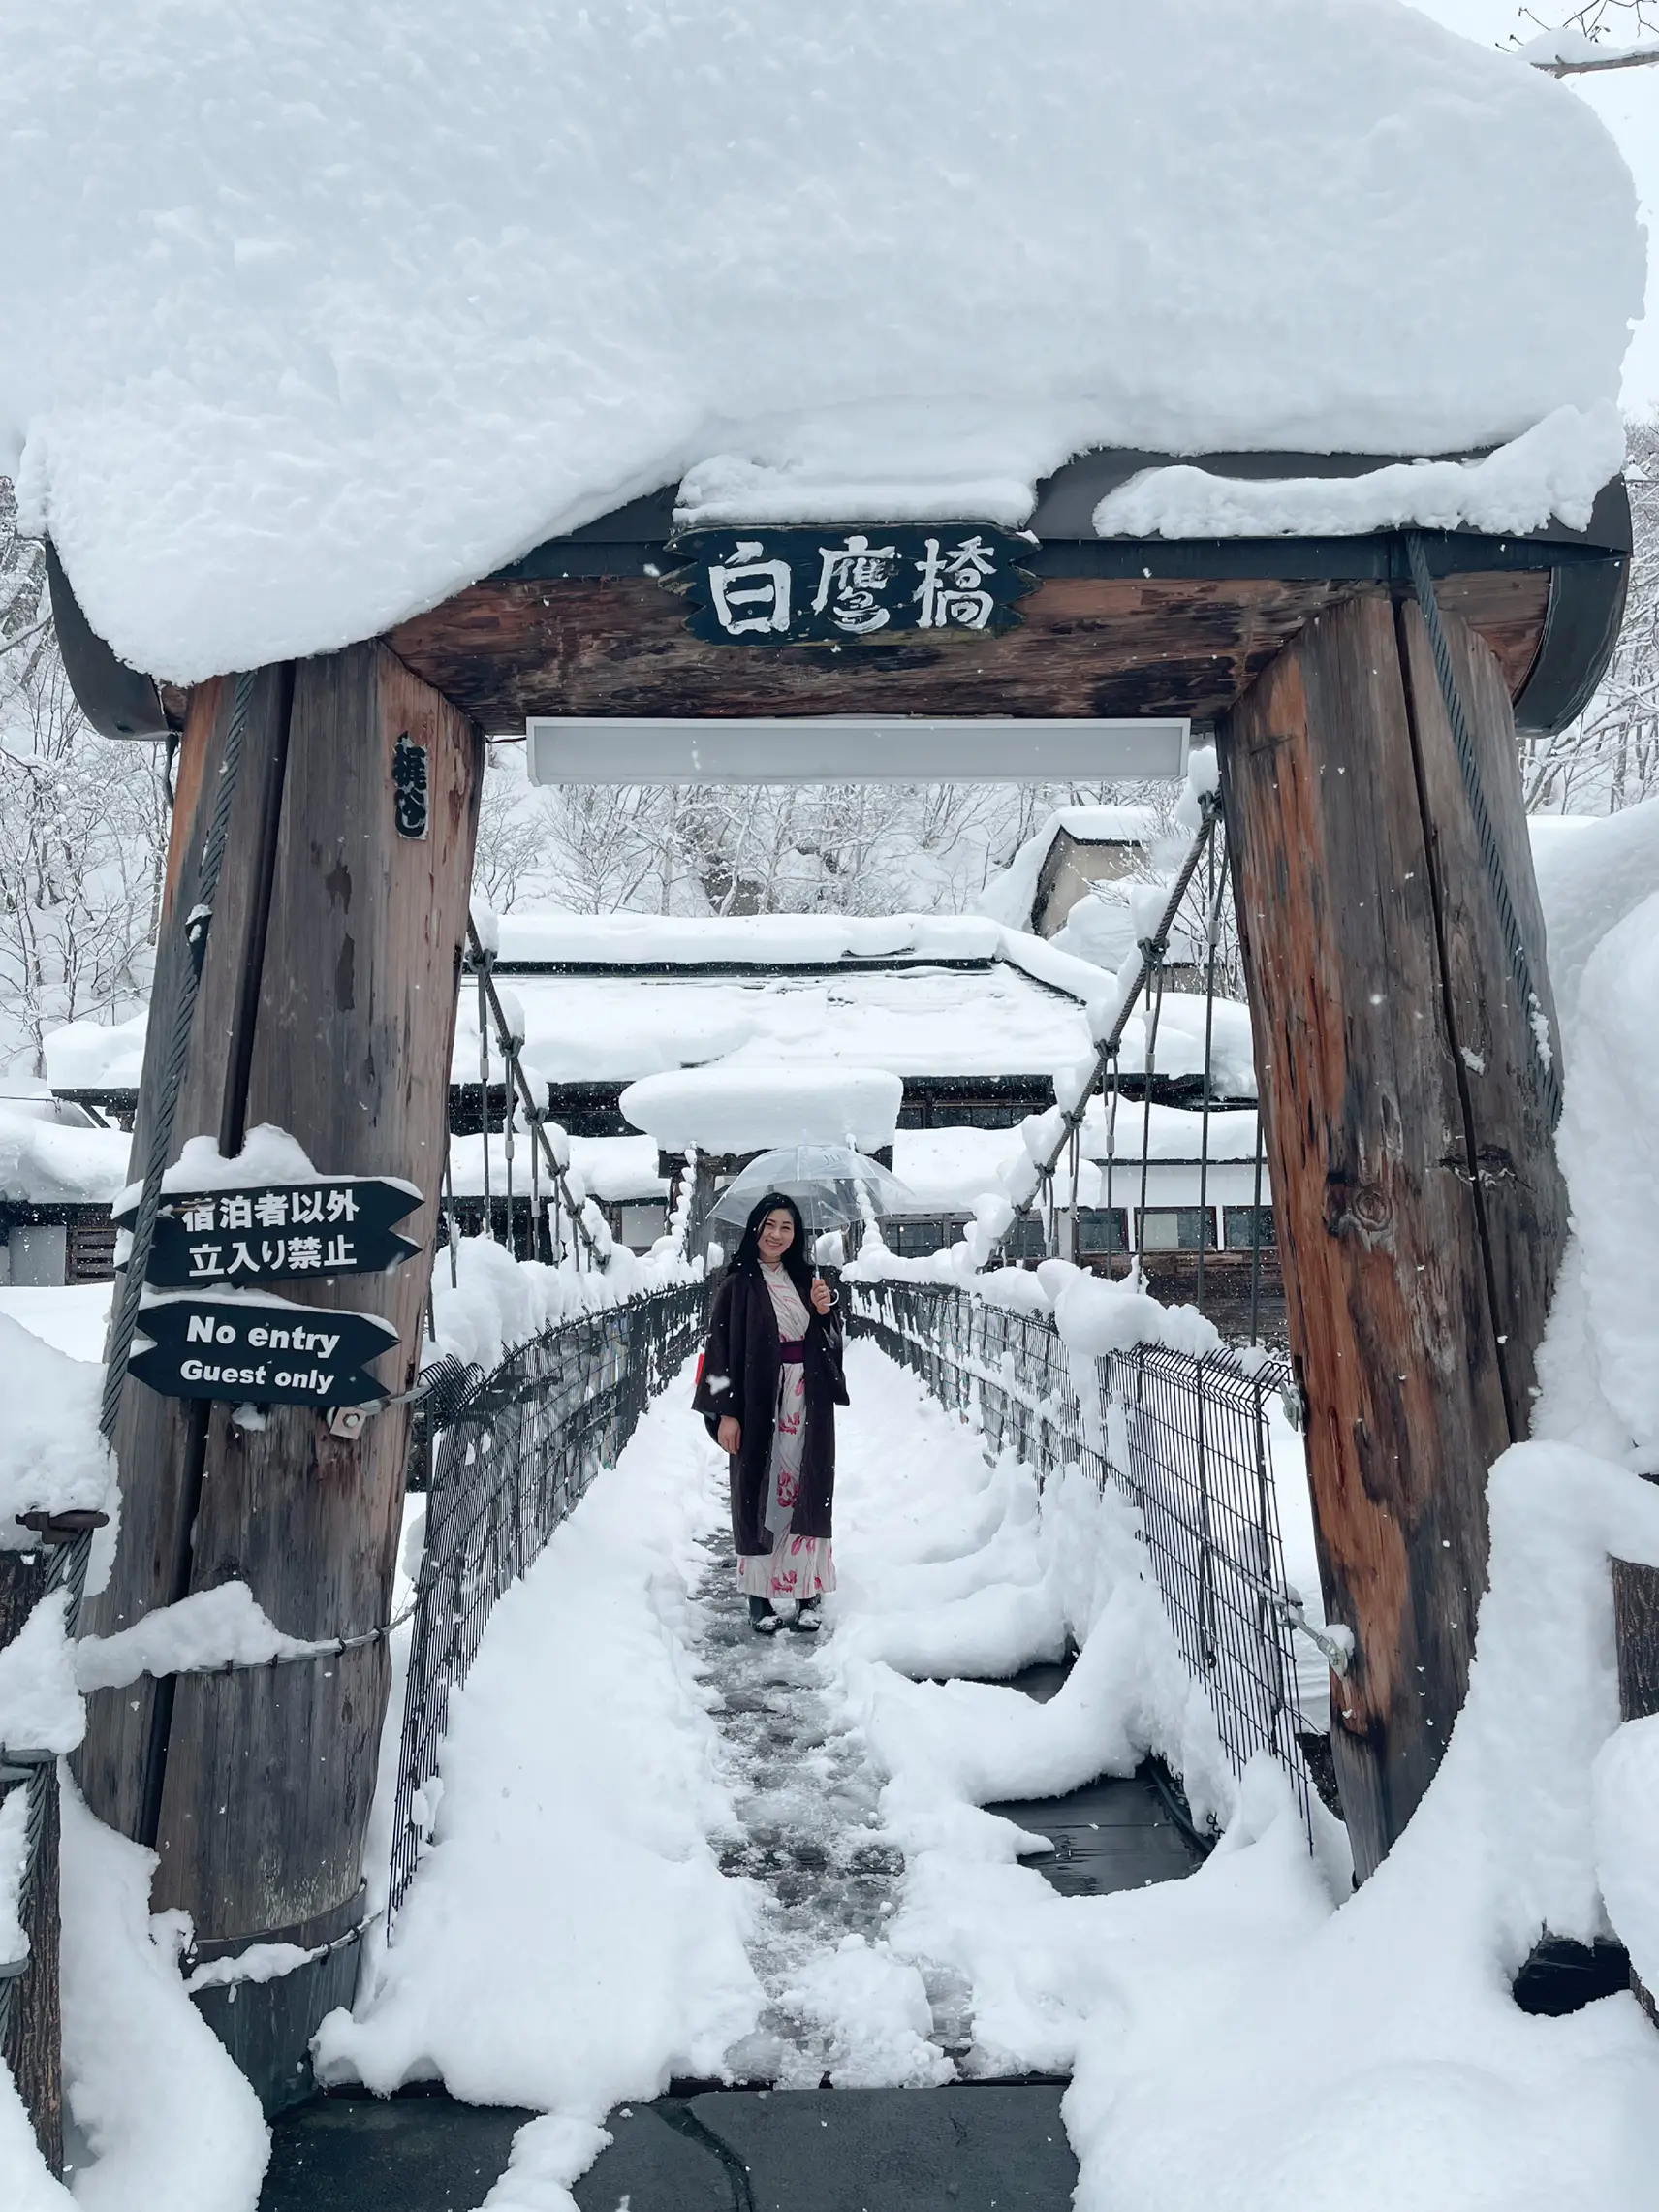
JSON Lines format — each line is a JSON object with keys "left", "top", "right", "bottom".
{"left": 130, "top": 1293, "right": 401, "bottom": 1409}
{"left": 116, "top": 1177, "right": 423, "bottom": 1289}
{"left": 667, "top": 526, "right": 1035, "bottom": 646}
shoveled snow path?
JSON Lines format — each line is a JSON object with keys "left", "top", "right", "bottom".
{"left": 315, "top": 1338, "right": 1063, "bottom": 2115}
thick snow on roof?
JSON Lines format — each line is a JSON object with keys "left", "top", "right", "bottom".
{"left": 619, "top": 1066, "right": 902, "bottom": 1153}
{"left": 455, "top": 962, "right": 1098, "bottom": 1086}
{"left": 0, "top": 2, "right": 1639, "bottom": 681}
{"left": 0, "top": 1103, "right": 130, "bottom": 1205}
{"left": 978, "top": 807, "right": 1156, "bottom": 932}
{"left": 493, "top": 913, "right": 1005, "bottom": 968}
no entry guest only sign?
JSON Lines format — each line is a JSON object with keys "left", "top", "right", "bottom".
{"left": 130, "top": 1293, "right": 401, "bottom": 1409}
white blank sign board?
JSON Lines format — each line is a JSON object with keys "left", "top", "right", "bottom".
{"left": 526, "top": 716, "right": 1190, "bottom": 786}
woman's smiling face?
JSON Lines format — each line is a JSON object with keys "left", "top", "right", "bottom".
{"left": 758, "top": 1209, "right": 795, "bottom": 1264}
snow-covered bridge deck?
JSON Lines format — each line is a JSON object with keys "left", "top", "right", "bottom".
{"left": 260, "top": 1333, "right": 1227, "bottom": 2208}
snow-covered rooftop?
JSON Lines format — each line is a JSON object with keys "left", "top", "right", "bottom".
{"left": 492, "top": 913, "right": 1006, "bottom": 969}
{"left": 0, "top": 2, "right": 1639, "bottom": 681}
{"left": 457, "top": 963, "right": 1096, "bottom": 1087}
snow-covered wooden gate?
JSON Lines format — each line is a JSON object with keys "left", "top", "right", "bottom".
{"left": 51, "top": 455, "right": 1631, "bottom": 2106}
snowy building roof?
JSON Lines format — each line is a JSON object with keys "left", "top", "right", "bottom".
{"left": 0, "top": 1102, "right": 131, "bottom": 1206}
{"left": 619, "top": 1066, "right": 903, "bottom": 1153}
{"left": 0, "top": 3, "right": 1639, "bottom": 682}
{"left": 457, "top": 961, "right": 1095, "bottom": 1088}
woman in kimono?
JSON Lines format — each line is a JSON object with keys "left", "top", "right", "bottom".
{"left": 693, "top": 1191, "right": 847, "bottom": 1634}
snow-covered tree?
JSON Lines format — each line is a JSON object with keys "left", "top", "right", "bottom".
{"left": 1519, "top": 416, "right": 1659, "bottom": 813}
{"left": 0, "top": 484, "right": 172, "bottom": 1075}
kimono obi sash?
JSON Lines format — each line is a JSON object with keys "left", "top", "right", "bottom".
{"left": 777, "top": 1339, "right": 805, "bottom": 1363}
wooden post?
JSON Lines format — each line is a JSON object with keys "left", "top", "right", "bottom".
{"left": 78, "top": 645, "right": 481, "bottom": 2109}
{"left": 1220, "top": 591, "right": 1567, "bottom": 1880}
{"left": 1613, "top": 1510, "right": 1659, "bottom": 2022}
{"left": 0, "top": 1550, "right": 61, "bottom": 2174}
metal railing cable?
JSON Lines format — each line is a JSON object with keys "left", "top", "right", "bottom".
{"left": 847, "top": 1278, "right": 1316, "bottom": 1840}
{"left": 3, "top": 674, "right": 259, "bottom": 2046}
{"left": 387, "top": 1279, "right": 707, "bottom": 1925}
{"left": 1026, "top": 789, "right": 1221, "bottom": 1239}
{"left": 464, "top": 915, "right": 602, "bottom": 1263}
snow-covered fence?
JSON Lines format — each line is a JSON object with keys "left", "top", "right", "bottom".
{"left": 388, "top": 1279, "right": 707, "bottom": 1924}
{"left": 848, "top": 1278, "right": 1316, "bottom": 1832}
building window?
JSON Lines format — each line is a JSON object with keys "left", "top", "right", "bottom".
{"left": 619, "top": 1202, "right": 668, "bottom": 1249}
{"left": 1136, "top": 1207, "right": 1216, "bottom": 1251}
{"left": 1077, "top": 1208, "right": 1129, "bottom": 1255}
{"left": 1001, "top": 1214, "right": 1048, "bottom": 1261}
{"left": 888, "top": 1218, "right": 948, "bottom": 1257}
{"left": 1223, "top": 1205, "right": 1276, "bottom": 1251}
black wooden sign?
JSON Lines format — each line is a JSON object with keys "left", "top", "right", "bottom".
{"left": 115, "top": 1177, "right": 422, "bottom": 1289}
{"left": 392, "top": 732, "right": 429, "bottom": 838}
{"left": 131, "top": 1294, "right": 401, "bottom": 1409}
{"left": 667, "top": 526, "right": 1035, "bottom": 646}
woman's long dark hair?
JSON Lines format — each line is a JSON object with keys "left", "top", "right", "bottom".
{"left": 724, "top": 1191, "right": 815, "bottom": 1306}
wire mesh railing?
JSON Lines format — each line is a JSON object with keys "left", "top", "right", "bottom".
{"left": 388, "top": 1280, "right": 707, "bottom": 1924}
{"left": 848, "top": 1277, "right": 1313, "bottom": 1837}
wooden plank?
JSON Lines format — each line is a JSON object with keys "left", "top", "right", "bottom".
{"left": 77, "top": 670, "right": 296, "bottom": 1842}
{"left": 1435, "top": 570, "right": 1550, "bottom": 697}
{"left": 387, "top": 570, "right": 1549, "bottom": 732}
{"left": 148, "top": 643, "right": 479, "bottom": 1987}
{"left": 0, "top": 1549, "right": 61, "bottom": 2175}
{"left": 1220, "top": 594, "right": 1516, "bottom": 1880}
{"left": 1394, "top": 603, "right": 1568, "bottom": 1433}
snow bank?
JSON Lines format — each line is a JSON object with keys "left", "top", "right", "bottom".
{"left": 1093, "top": 402, "right": 1627, "bottom": 539}
{"left": 57, "top": 1788, "right": 269, "bottom": 2212}
{"left": 0, "top": 1311, "right": 116, "bottom": 1551}
{"left": 1534, "top": 888, "right": 1659, "bottom": 1465}
{"left": 1530, "top": 799, "right": 1659, "bottom": 1054}
{"left": 0, "top": 2, "right": 1639, "bottom": 680}
{"left": 1060, "top": 1443, "right": 1659, "bottom": 2212}
{"left": 620, "top": 1066, "right": 902, "bottom": 1153}
{"left": 314, "top": 1381, "right": 761, "bottom": 2115}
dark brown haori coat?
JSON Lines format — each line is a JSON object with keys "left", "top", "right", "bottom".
{"left": 692, "top": 1269, "right": 848, "bottom": 1558}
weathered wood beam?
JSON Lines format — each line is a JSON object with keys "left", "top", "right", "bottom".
{"left": 78, "top": 644, "right": 481, "bottom": 2110}
{"left": 1221, "top": 594, "right": 1566, "bottom": 1880}
{"left": 386, "top": 570, "right": 1549, "bottom": 734}
{"left": 78, "top": 670, "right": 297, "bottom": 1842}
{"left": 0, "top": 1548, "right": 62, "bottom": 2175}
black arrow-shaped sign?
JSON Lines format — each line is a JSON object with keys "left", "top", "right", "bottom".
{"left": 130, "top": 1292, "right": 402, "bottom": 1409}
{"left": 115, "top": 1177, "right": 423, "bottom": 1290}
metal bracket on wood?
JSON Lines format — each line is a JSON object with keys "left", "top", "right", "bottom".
{"left": 14, "top": 1510, "right": 110, "bottom": 1544}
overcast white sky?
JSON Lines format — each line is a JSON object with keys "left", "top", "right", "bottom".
{"left": 1415, "top": 0, "right": 1658, "bottom": 415}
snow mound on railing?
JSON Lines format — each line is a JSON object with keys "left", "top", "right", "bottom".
{"left": 0, "top": 1312, "right": 116, "bottom": 1554}
{"left": 427, "top": 1235, "right": 700, "bottom": 1376}
{"left": 845, "top": 1241, "right": 1218, "bottom": 1360}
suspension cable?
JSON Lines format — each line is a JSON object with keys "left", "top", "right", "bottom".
{"left": 1030, "top": 792, "right": 1221, "bottom": 1248}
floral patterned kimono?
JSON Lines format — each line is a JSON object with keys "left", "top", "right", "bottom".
{"left": 736, "top": 1263, "right": 835, "bottom": 1605}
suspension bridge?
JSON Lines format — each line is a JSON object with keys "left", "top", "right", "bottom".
{"left": 4, "top": 438, "right": 1652, "bottom": 2211}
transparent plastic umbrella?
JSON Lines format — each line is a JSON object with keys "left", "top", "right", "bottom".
{"left": 709, "top": 1144, "right": 919, "bottom": 1253}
